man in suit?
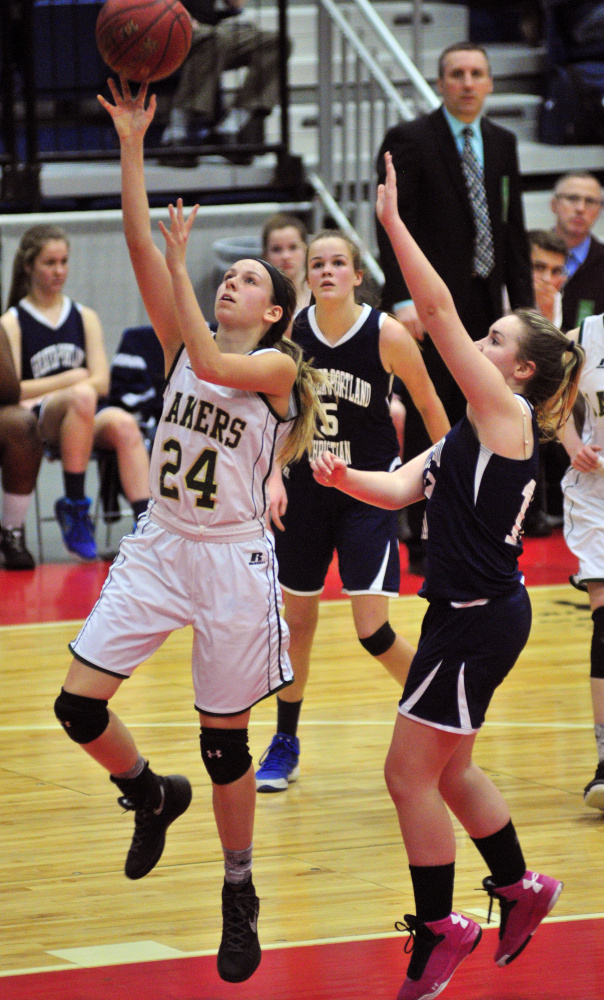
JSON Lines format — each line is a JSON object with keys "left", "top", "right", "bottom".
{"left": 376, "top": 42, "right": 535, "bottom": 568}
{"left": 551, "top": 171, "right": 604, "bottom": 332}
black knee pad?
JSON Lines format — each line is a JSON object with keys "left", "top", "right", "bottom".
{"left": 591, "top": 606, "right": 604, "bottom": 679}
{"left": 200, "top": 727, "right": 252, "bottom": 785}
{"left": 359, "top": 621, "right": 396, "bottom": 657}
{"left": 54, "top": 688, "right": 109, "bottom": 744}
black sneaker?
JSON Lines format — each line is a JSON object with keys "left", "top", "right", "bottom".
{"left": 217, "top": 879, "right": 261, "bottom": 983}
{"left": 114, "top": 774, "right": 192, "bottom": 880}
{"left": 0, "top": 526, "right": 35, "bottom": 570}
{"left": 584, "top": 761, "right": 604, "bottom": 810}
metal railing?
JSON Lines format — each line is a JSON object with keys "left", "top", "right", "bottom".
{"left": 311, "top": 0, "right": 440, "bottom": 271}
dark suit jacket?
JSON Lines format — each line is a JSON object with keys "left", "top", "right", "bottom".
{"left": 561, "top": 235, "right": 604, "bottom": 331}
{"left": 376, "top": 106, "right": 534, "bottom": 340}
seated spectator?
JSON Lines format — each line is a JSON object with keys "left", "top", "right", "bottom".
{"left": 528, "top": 229, "right": 567, "bottom": 326}
{"left": 551, "top": 171, "right": 604, "bottom": 331}
{"left": 161, "top": 0, "right": 287, "bottom": 158}
{"left": 1, "top": 225, "right": 151, "bottom": 562}
{"left": 97, "top": 325, "right": 165, "bottom": 521}
{"left": 0, "top": 322, "right": 42, "bottom": 569}
{"left": 262, "top": 213, "right": 310, "bottom": 324}
{"left": 107, "top": 325, "right": 165, "bottom": 444}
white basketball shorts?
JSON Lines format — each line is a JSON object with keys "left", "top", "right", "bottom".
{"left": 70, "top": 515, "right": 293, "bottom": 715}
{"left": 563, "top": 467, "right": 604, "bottom": 584}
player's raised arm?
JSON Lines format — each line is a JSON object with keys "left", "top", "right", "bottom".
{"left": 98, "top": 77, "right": 183, "bottom": 364}
{"left": 376, "top": 151, "right": 517, "bottom": 424}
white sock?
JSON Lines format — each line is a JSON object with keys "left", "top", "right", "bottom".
{"left": 223, "top": 844, "right": 253, "bottom": 885}
{"left": 170, "top": 107, "right": 189, "bottom": 130}
{"left": 1, "top": 491, "right": 32, "bottom": 531}
{"left": 217, "top": 108, "right": 249, "bottom": 135}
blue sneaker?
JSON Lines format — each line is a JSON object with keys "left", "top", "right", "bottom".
{"left": 255, "top": 733, "right": 300, "bottom": 792}
{"left": 55, "top": 497, "right": 97, "bottom": 561}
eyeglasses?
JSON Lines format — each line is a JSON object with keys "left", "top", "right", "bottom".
{"left": 555, "top": 193, "right": 603, "bottom": 208}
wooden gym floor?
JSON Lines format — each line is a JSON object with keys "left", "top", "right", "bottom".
{"left": 1, "top": 530, "right": 603, "bottom": 998}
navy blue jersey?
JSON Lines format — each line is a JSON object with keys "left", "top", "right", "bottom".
{"left": 292, "top": 303, "right": 400, "bottom": 471}
{"left": 15, "top": 297, "right": 86, "bottom": 381}
{"left": 420, "top": 400, "right": 539, "bottom": 602}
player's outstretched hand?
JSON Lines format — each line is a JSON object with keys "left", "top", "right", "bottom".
{"left": 376, "top": 151, "right": 400, "bottom": 233}
{"left": 98, "top": 76, "right": 156, "bottom": 140}
{"left": 159, "top": 198, "right": 199, "bottom": 273}
{"left": 310, "top": 452, "right": 348, "bottom": 489}
{"left": 571, "top": 441, "right": 603, "bottom": 474}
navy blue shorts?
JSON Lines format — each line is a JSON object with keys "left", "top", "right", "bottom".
{"left": 399, "top": 585, "right": 532, "bottom": 733}
{"left": 274, "top": 461, "right": 400, "bottom": 596}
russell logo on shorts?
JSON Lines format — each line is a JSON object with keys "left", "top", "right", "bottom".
{"left": 249, "top": 552, "right": 265, "bottom": 566}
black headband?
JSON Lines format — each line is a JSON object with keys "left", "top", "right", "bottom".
{"left": 248, "top": 257, "right": 291, "bottom": 312}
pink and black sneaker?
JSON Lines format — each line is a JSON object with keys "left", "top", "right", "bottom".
{"left": 482, "top": 870, "right": 563, "bottom": 966}
{"left": 396, "top": 911, "right": 482, "bottom": 1000}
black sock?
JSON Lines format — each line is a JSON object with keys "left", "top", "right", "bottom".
{"left": 277, "top": 697, "right": 303, "bottom": 738}
{"left": 471, "top": 819, "right": 526, "bottom": 887}
{"left": 132, "top": 498, "right": 150, "bottom": 520}
{"left": 64, "top": 471, "right": 86, "bottom": 502}
{"left": 409, "top": 863, "right": 455, "bottom": 923}
{"left": 110, "top": 760, "right": 162, "bottom": 809}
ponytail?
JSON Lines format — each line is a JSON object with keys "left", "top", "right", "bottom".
{"left": 515, "top": 309, "right": 585, "bottom": 437}
{"left": 274, "top": 337, "right": 330, "bottom": 467}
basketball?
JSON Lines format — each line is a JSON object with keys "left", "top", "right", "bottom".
{"left": 95, "top": 0, "right": 192, "bottom": 83}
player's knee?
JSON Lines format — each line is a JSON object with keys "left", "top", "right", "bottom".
{"left": 591, "top": 606, "right": 604, "bottom": 679}
{"left": 359, "top": 621, "right": 396, "bottom": 657}
{"left": 54, "top": 688, "right": 110, "bottom": 744}
{"left": 200, "top": 727, "right": 252, "bottom": 785}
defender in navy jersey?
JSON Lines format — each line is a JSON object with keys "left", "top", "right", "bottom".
{"left": 1, "top": 224, "right": 151, "bottom": 561}
{"left": 312, "top": 154, "right": 581, "bottom": 1000}
{"left": 559, "top": 313, "right": 604, "bottom": 809}
{"left": 255, "top": 229, "right": 449, "bottom": 794}
{"left": 54, "top": 77, "right": 328, "bottom": 987}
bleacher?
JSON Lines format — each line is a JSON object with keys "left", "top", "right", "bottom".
{"left": 3, "top": 0, "right": 604, "bottom": 211}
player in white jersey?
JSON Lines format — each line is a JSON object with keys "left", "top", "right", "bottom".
{"left": 52, "top": 78, "right": 327, "bottom": 986}
{"left": 312, "top": 153, "right": 580, "bottom": 1000}
{"left": 559, "top": 313, "right": 604, "bottom": 809}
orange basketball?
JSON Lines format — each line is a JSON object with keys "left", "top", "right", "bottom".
{"left": 95, "top": 0, "right": 192, "bottom": 83}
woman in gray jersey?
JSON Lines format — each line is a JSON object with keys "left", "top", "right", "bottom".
{"left": 53, "top": 78, "right": 327, "bottom": 987}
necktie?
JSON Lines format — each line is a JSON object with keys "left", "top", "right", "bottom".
{"left": 460, "top": 127, "right": 495, "bottom": 278}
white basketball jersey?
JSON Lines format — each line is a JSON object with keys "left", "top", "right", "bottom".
{"left": 577, "top": 313, "right": 604, "bottom": 454}
{"left": 149, "top": 345, "right": 295, "bottom": 530}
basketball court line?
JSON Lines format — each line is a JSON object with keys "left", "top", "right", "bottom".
{"left": 2, "top": 909, "right": 602, "bottom": 978}
{"left": 1, "top": 914, "right": 602, "bottom": 1000}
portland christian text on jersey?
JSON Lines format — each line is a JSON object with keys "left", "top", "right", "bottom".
{"left": 420, "top": 401, "right": 539, "bottom": 602}
{"left": 148, "top": 345, "right": 295, "bottom": 529}
{"left": 293, "top": 303, "right": 400, "bottom": 470}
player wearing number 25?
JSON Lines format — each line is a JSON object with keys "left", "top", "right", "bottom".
{"left": 254, "top": 229, "right": 450, "bottom": 794}
{"left": 53, "top": 78, "right": 327, "bottom": 985}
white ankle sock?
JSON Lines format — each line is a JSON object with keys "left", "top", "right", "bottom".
{"left": 1, "top": 491, "right": 32, "bottom": 531}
